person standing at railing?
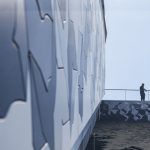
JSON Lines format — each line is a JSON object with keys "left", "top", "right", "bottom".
{"left": 140, "top": 83, "right": 147, "bottom": 101}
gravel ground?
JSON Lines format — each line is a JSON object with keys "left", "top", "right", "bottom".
{"left": 86, "top": 121, "right": 150, "bottom": 150}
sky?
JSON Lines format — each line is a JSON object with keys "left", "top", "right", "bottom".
{"left": 104, "top": 0, "right": 150, "bottom": 100}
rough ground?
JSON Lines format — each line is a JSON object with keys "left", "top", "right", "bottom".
{"left": 86, "top": 121, "right": 150, "bottom": 150}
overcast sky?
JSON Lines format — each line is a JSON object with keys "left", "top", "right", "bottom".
{"left": 104, "top": 0, "right": 150, "bottom": 100}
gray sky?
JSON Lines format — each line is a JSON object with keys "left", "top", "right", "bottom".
{"left": 105, "top": 0, "right": 150, "bottom": 89}
{"left": 104, "top": 0, "right": 150, "bottom": 100}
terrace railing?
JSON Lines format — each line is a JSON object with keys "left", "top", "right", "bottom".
{"left": 103, "top": 89, "right": 150, "bottom": 101}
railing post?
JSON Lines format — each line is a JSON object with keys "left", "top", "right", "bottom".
{"left": 104, "top": 89, "right": 150, "bottom": 101}
{"left": 125, "top": 90, "right": 127, "bottom": 101}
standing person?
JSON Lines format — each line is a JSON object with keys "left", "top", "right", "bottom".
{"left": 140, "top": 83, "right": 147, "bottom": 101}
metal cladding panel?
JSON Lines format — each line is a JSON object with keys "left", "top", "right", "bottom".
{"left": 30, "top": 56, "right": 55, "bottom": 150}
{"left": 0, "top": 0, "right": 27, "bottom": 118}
{"left": 78, "top": 33, "right": 84, "bottom": 120}
{"left": 0, "top": 0, "right": 106, "bottom": 149}
{"left": 57, "top": 0, "right": 67, "bottom": 21}
{"left": 37, "top": 0, "right": 53, "bottom": 19}
{"left": 26, "top": 0, "right": 53, "bottom": 90}
{"left": 67, "top": 20, "right": 78, "bottom": 126}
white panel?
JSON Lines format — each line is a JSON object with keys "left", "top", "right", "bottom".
{"left": 0, "top": 69, "right": 32, "bottom": 150}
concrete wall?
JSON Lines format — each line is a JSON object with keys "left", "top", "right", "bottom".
{"left": 100, "top": 101, "right": 150, "bottom": 122}
{"left": 0, "top": 0, "right": 106, "bottom": 150}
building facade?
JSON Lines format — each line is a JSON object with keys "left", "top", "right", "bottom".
{"left": 0, "top": 0, "right": 106, "bottom": 149}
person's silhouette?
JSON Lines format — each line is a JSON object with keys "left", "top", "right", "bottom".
{"left": 140, "top": 83, "right": 147, "bottom": 101}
